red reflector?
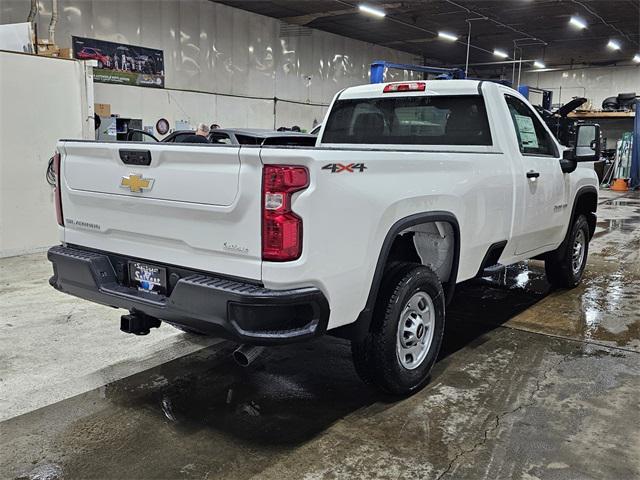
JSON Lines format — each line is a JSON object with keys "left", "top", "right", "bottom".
{"left": 383, "top": 82, "right": 426, "bottom": 93}
{"left": 263, "top": 212, "right": 303, "bottom": 261}
{"left": 53, "top": 152, "right": 64, "bottom": 226}
{"left": 262, "top": 165, "right": 309, "bottom": 261}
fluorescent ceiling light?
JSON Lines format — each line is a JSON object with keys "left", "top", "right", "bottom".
{"left": 359, "top": 5, "right": 385, "bottom": 17}
{"left": 493, "top": 49, "right": 509, "bottom": 59}
{"left": 438, "top": 32, "right": 458, "bottom": 42}
{"left": 633, "top": 54, "right": 640, "bottom": 63}
{"left": 607, "top": 40, "right": 621, "bottom": 50}
{"left": 569, "top": 16, "right": 587, "bottom": 29}
{"left": 533, "top": 61, "right": 546, "bottom": 69}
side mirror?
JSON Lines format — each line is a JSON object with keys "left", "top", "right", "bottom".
{"left": 573, "top": 123, "right": 601, "bottom": 162}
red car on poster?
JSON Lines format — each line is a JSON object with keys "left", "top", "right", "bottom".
{"left": 76, "top": 47, "right": 111, "bottom": 68}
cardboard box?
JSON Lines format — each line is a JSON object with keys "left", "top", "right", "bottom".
{"left": 37, "top": 45, "right": 59, "bottom": 56}
{"left": 94, "top": 103, "right": 111, "bottom": 117}
{"left": 58, "top": 47, "right": 73, "bottom": 59}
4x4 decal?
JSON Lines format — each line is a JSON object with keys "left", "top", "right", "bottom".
{"left": 322, "top": 163, "right": 367, "bottom": 173}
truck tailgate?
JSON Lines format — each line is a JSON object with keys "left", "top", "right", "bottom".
{"left": 58, "top": 141, "right": 262, "bottom": 280}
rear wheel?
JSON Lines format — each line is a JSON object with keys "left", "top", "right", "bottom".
{"left": 545, "top": 214, "right": 590, "bottom": 288}
{"left": 352, "top": 263, "right": 445, "bottom": 395}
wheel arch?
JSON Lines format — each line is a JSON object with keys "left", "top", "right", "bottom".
{"left": 332, "top": 211, "right": 460, "bottom": 341}
{"left": 544, "top": 185, "right": 598, "bottom": 263}
{"left": 572, "top": 185, "right": 598, "bottom": 239}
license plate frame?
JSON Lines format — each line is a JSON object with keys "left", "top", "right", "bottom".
{"left": 128, "top": 261, "right": 167, "bottom": 295}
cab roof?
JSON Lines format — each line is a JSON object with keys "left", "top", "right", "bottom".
{"left": 339, "top": 79, "right": 484, "bottom": 100}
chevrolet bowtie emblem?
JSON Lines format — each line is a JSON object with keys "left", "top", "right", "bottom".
{"left": 120, "top": 174, "right": 154, "bottom": 193}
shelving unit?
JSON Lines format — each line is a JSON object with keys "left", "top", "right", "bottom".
{"left": 568, "top": 111, "right": 635, "bottom": 151}
{"left": 568, "top": 111, "right": 635, "bottom": 119}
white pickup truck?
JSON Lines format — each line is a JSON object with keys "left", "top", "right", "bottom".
{"left": 48, "top": 80, "right": 600, "bottom": 395}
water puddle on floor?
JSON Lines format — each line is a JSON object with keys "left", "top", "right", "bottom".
{"left": 593, "top": 193, "right": 640, "bottom": 240}
{"left": 450, "top": 256, "right": 640, "bottom": 351}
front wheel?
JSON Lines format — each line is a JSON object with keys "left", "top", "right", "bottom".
{"left": 545, "top": 214, "right": 590, "bottom": 288}
{"left": 351, "top": 263, "right": 445, "bottom": 395}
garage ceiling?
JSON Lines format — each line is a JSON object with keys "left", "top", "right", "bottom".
{"left": 215, "top": 0, "right": 640, "bottom": 75}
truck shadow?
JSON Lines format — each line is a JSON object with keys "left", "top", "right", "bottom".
{"left": 98, "top": 263, "right": 550, "bottom": 448}
{"left": 440, "top": 261, "right": 550, "bottom": 358}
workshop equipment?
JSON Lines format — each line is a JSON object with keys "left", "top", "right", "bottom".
{"left": 607, "top": 132, "right": 633, "bottom": 190}
{"left": 630, "top": 99, "right": 640, "bottom": 189}
{"left": 370, "top": 61, "right": 465, "bottom": 83}
{"left": 518, "top": 85, "right": 553, "bottom": 111}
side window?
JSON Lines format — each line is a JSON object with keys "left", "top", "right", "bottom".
{"left": 172, "top": 133, "right": 192, "bottom": 143}
{"left": 235, "top": 134, "right": 259, "bottom": 145}
{"left": 210, "top": 133, "right": 232, "bottom": 144}
{"left": 504, "top": 95, "right": 557, "bottom": 156}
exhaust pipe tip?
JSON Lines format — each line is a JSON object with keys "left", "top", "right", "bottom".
{"left": 233, "top": 345, "right": 265, "bottom": 367}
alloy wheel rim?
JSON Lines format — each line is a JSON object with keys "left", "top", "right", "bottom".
{"left": 396, "top": 291, "right": 435, "bottom": 370}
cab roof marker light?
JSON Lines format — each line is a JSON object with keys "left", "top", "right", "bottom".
{"left": 633, "top": 54, "right": 640, "bottom": 63}
{"left": 607, "top": 40, "right": 621, "bottom": 50}
{"left": 359, "top": 5, "right": 385, "bottom": 17}
{"left": 438, "top": 32, "right": 458, "bottom": 42}
{"left": 493, "top": 49, "right": 509, "bottom": 59}
{"left": 383, "top": 82, "right": 426, "bottom": 93}
{"left": 569, "top": 16, "right": 587, "bottom": 29}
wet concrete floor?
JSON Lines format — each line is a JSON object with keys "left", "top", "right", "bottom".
{"left": 1, "top": 190, "right": 639, "bottom": 479}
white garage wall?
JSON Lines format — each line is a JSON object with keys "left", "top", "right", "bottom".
{"left": 91, "top": 84, "right": 326, "bottom": 132}
{"left": 274, "top": 101, "right": 328, "bottom": 132}
{"left": 1, "top": 0, "right": 419, "bottom": 130}
{"left": 0, "top": 51, "right": 89, "bottom": 257}
{"left": 520, "top": 65, "right": 640, "bottom": 109}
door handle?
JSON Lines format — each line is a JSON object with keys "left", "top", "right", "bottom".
{"left": 526, "top": 170, "right": 540, "bottom": 179}
{"left": 120, "top": 149, "right": 151, "bottom": 166}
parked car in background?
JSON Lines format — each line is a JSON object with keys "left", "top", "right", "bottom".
{"left": 126, "top": 128, "right": 317, "bottom": 146}
{"left": 209, "top": 128, "right": 317, "bottom": 146}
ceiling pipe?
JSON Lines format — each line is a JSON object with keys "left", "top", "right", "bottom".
{"left": 334, "top": 0, "right": 496, "bottom": 58}
{"left": 27, "top": 0, "right": 37, "bottom": 26}
{"left": 445, "top": 0, "right": 547, "bottom": 46}
{"left": 49, "top": 0, "right": 58, "bottom": 44}
{"left": 458, "top": 59, "right": 539, "bottom": 67}
{"left": 571, "top": 0, "right": 637, "bottom": 46}
{"left": 464, "top": 17, "right": 486, "bottom": 77}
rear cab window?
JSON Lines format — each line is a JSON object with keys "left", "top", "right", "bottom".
{"left": 322, "top": 95, "right": 492, "bottom": 146}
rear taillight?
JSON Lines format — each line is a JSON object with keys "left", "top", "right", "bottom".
{"left": 383, "top": 82, "right": 426, "bottom": 93}
{"left": 262, "top": 165, "right": 309, "bottom": 261}
{"left": 53, "top": 152, "right": 64, "bottom": 226}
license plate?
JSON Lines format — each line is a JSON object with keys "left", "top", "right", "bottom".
{"left": 129, "top": 261, "right": 167, "bottom": 295}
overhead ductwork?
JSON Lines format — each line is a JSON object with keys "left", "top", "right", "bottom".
{"left": 26, "top": 0, "right": 38, "bottom": 26}
{"left": 48, "top": 0, "right": 58, "bottom": 44}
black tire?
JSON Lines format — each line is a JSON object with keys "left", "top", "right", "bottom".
{"left": 352, "top": 262, "right": 445, "bottom": 395}
{"left": 545, "top": 214, "right": 590, "bottom": 288}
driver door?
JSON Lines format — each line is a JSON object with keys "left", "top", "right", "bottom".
{"left": 504, "top": 94, "right": 568, "bottom": 255}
